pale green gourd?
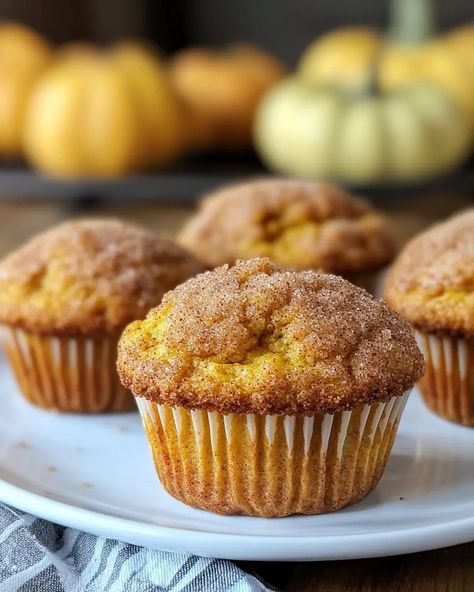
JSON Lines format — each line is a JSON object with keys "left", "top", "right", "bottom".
{"left": 254, "top": 77, "right": 471, "bottom": 184}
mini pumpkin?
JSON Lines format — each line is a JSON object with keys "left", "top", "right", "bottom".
{"left": 23, "top": 42, "right": 185, "bottom": 177}
{"left": 299, "top": 0, "right": 474, "bottom": 128}
{"left": 0, "top": 23, "right": 52, "bottom": 158}
{"left": 169, "top": 44, "right": 286, "bottom": 150}
{"left": 254, "top": 77, "right": 471, "bottom": 184}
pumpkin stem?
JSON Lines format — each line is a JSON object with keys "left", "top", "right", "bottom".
{"left": 388, "top": 0, "right": 437, "bottom": 45}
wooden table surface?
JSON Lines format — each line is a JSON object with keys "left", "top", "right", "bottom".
{"left": 0, "top": 189, "right": 472, "bottom": 592}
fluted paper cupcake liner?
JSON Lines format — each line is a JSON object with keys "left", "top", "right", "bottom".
{"left": 136, "top": 393, "right": 409, "bottom": 517}
{"left": 415, "top": 330, "right": 474, "bottom": 425}
{"left": 0, "top": 326, "right": 134, "bottom": 413}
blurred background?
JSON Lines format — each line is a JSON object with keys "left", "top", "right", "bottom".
{"left": 0, "top": 0, "right": 471, "bottom": 248}
{"left": 0, "top": 0, "right": 471, "bottom": 194}
{"left": 1, "top": 0, "right": 473, "bottom": 59}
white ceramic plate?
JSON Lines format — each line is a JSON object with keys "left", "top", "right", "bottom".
{"left": 0, "top": 356, "right": 473, "bottom": 562}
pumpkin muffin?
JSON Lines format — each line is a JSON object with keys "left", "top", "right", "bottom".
{"left": 0, "top": 218, "right": 204, "bottom": 413}
{"left": 118, "top": 258, "right": 423, "bottom": 516}
{"left": 178, "top": 178, "right": 395, "bottom": 292}
{"left": 385, "top": 210, "right": 474, "bottom": 425}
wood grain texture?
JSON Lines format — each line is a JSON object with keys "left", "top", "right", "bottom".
{"left": 0, "top": 189, "right": 471, "bottom": 254}
{"left": 284, "top": 543, "right": 474, "bottom": 591}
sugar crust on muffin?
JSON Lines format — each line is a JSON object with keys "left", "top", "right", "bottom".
{"left": 384, "top": 209, "right": 474, "bottom": 337}
{"left": 178, "top": 178, "right": 395, "bottom": 273}
{"left": 118, "top": 258, "right": 423, "bottom": 415}
{"left": 0, "top": 218, "right": 204, "bottom": 336}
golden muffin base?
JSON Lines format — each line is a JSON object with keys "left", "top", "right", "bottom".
{"left": 0, "top": 326, "right": 134, "bottom": 413}
{"left": 136, "top": 393, "right": 409, "bottom": 517}
{"left": 415, "top": 331, "right": 474, "bottom": 426}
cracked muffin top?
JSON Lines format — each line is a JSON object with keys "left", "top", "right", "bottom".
{"left": 178, "top": 178, "right": 395, "bottom": 273}
{"left": 0, "top": 218, "right": 204, "bottom": 336}
{"left": 384, "top": 210, "right": 474, "bottom": 337}
{"left": 118, "top": 258, "right": 423, "bottom": 415}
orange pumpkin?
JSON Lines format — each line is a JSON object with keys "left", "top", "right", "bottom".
{"left": 299, "top": 27, "right": 381, "bottom": 90}
{"left": 299, "top": 0, "right": 474, "bottom": 128}
{"left": 444, "top": 23, "right": 474, "bottom": 74}
{"left": 0, "top": 23, "right": 52, "bottom": 158}
{"left": 170, "top": 45, "right": 286, "bottom": 150}
{"left": 24, "top": 42, "right": 185, "bottom": 177}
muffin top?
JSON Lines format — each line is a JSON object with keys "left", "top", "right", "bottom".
{"left": 178, "top": 178, "right": 395, "bottom": 273}
{"left": 385, "top": 210, "right": 474, "bottom": 337}
{"left": 118, "top": 258, "right": 423, "bottom": 415}
{"left": 0, "top": 218, "right": 204, "bottom": 336}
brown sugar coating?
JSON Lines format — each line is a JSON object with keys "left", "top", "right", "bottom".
{"left": 385, "top": 210, "right": 474, "bottom": 337}
{"left": 178, "top": 178, "right": 395, "bottom": 273}
{"left": 118, "top": 258, "right": 423, "bottom": 415}
{"left": 0, "top": 218, "right": 204, "bottom": 336}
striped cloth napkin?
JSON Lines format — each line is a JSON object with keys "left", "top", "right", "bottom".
{"left": 0, "top": 505, "right": 274, "bottom": 592}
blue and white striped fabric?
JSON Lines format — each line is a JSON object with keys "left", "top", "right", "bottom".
{"left": 0, "top": 506, "right": 274, "bottom": 592}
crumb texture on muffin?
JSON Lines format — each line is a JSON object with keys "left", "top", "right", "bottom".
{"left": 178, "top": 178, "right": 395, "bottom": 273}
{"left": 118, "top": 258, "right": 423, "bottom": 415}
{"left": 385, "top": 209, "right": 474, "bottom": 337}
{"left": 0, "top": 218, "right": 204, "bottom": 336}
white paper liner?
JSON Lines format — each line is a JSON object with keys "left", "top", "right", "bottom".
{"left": 0, "top": 326, "right": 133, "bottom": 413}
{"left": 415, "top": 330, "right": 474, "bottom": 425}
{"left": 136, "top": 391, "right": 409, "bottom": 516}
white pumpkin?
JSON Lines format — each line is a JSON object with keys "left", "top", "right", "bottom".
{"left": 254, "top": 77, "right": 471, "bottom": 183}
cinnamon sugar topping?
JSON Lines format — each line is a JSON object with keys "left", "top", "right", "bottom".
{"left": 0, "top": 218, "right": 204, "bottom": 335}
{"left": 118, "top": 258, "right": 423, "bottom": 414}
{"left": 178, "top": 178, "right": 395, "bottom": 273}
{"left": 385, "top": 209, "right": 474, "bottom": 336}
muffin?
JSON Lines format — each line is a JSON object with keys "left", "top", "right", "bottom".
{"left": 0, "top": 218, "right": 204, "bottom": 413}
{"left": 385, "top": 210, "right": 474, "bottom": 425}
{"left": 118, "top": 258, "right": 423, "bottom": 516}
{"left": 178, "top": 178, "right": 395, "bottom": 292}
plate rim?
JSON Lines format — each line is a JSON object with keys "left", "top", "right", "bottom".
{"left": 2, "top": 376, "right": 474, "bottom": 562}
{"left": 1, "top": 475, "right": 474, "bottom": 561}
